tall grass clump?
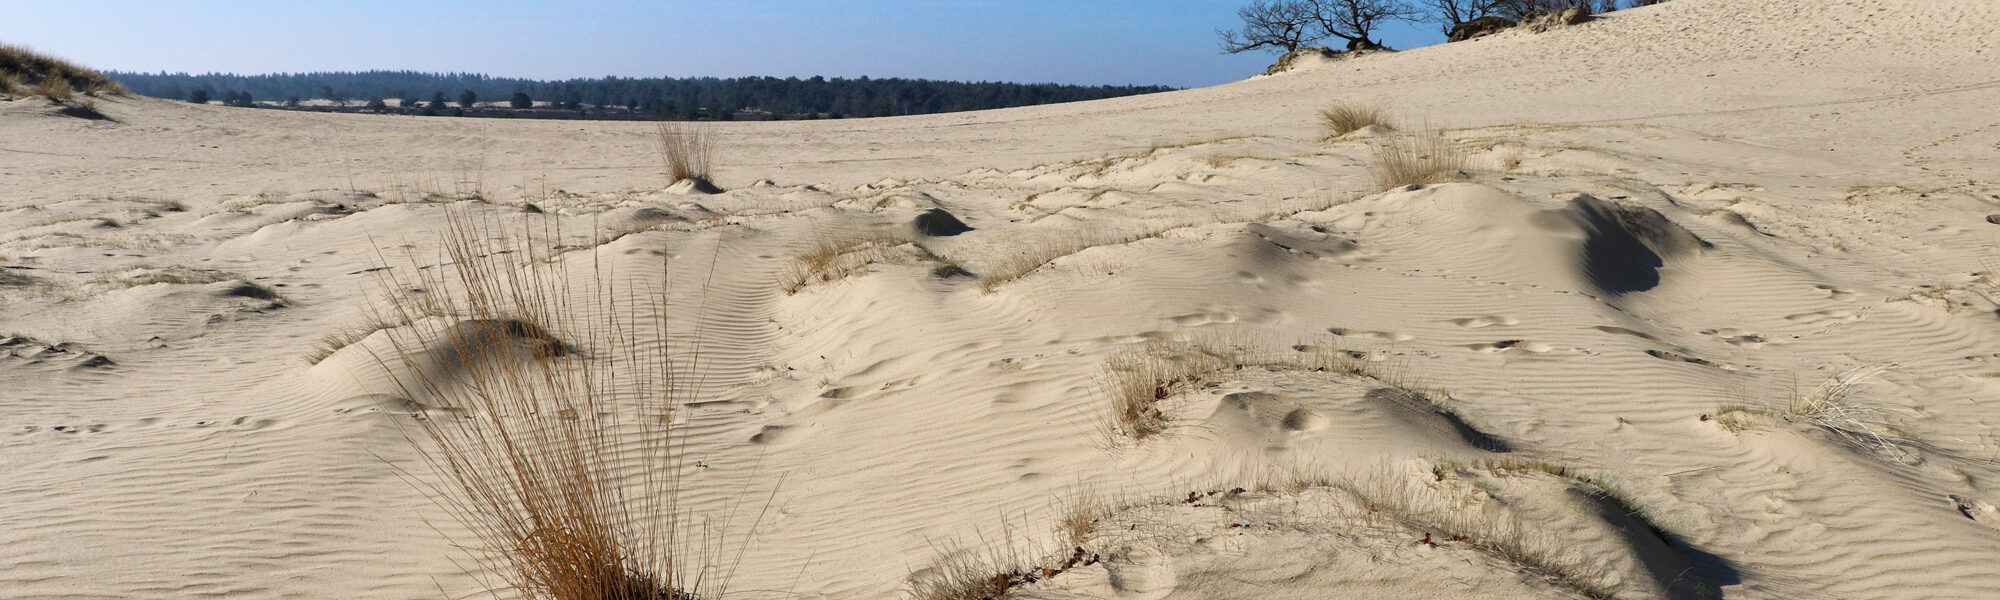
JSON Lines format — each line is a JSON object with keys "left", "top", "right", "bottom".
{"left": 655, "top": 122, "right": 716, "bottom": 191}
{"left": 0, "top": 71, "right": 20, "bottom": 100}
{"left": 35, "top": 76, "right": 73, "bottom": 101}
{"left": 1319, "top": 102, "right": 1392, "bottom": 138}
{"left": 1370, "top": 129, "right": 1469, "bottom": 189}
{"left": 368, "top": 210, "right": 746, "bottom": 600}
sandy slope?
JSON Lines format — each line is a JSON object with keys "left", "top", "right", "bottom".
{"left": 4, "top": 0, "right": 2000, "bottom": 598}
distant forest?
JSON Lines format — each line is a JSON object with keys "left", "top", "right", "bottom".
{"left": 106, "top": 70, "right": 1178, "bottom": 120}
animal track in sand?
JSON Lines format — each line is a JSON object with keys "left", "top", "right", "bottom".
{"left": 1325, "top": 327, "right": 1414, "bottom": 342}
{"left": 1451, "top": 315, "right": 1521, "bottom": 328}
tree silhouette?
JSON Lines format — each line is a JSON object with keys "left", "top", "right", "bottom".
{"left": 1220, "top": 0, "right": 1323, "bottom": 54}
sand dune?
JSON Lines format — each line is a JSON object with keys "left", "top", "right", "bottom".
{"left": 5, "top": 0, "right": 2000, "bottom": 598}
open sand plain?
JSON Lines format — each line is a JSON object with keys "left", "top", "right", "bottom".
{"left": 4, "top": 0, "right": 2000, "bottom": 598}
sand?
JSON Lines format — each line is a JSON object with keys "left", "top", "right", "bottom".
{"left": 4, "top": 0, "right": 2000, "bottom": 598}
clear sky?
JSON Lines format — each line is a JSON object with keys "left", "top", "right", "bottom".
{"left": 7, "top": 1, "right": 1443, "bottom": 89}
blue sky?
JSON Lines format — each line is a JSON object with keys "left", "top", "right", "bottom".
{"left": 8, "top": 1, "right": 1442, "bottom": 89}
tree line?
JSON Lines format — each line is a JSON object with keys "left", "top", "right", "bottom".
{"left": 1222, "top": 0, "right": 1670, "bottom": 54}
{"left": 106, "top": 70, "right": 1177, "bottom": 120}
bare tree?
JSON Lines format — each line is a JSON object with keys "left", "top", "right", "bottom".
{"left": 1491, "top": 0, "right": 1592, "bottom": 19}
{"left": 1307, "top": 0, "right": 1422, "bottom": 50}
{"left": 1418, "top": 0, "right": 1500, "bottom": 29}
{"left": 1220, "top": 0, "right": 1324, "bottom": 54}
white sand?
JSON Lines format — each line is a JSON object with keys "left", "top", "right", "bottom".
{"left": 5, "top": 0, "right": 2000, "bottom": 598}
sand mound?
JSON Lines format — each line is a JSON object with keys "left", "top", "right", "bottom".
{"left": 10, "top": 1, "right": 2000, "bottom": 598}
{"left": 1563, "top": 193, "right": 1708, "bottom": 295}
{"left": 912, "top": 208, "right": 973, "bottom": 236}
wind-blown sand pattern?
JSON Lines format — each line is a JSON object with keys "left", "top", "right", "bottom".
{"left": 5, "top": 1, "right": 2000, "bottom": 598}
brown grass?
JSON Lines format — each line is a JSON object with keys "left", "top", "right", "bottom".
{"left": 0, "top": 71, "right": 20, "bottom": 99}
{"left": 780, "top": 230, "right": 906, "bottom": 294}
{"left": 976, "top": 224, "right": 1184, "bottom": 293}
{"left": 1099, "top": 338, "right": 1370, "bottom": 443}
{"left": 1319, "top": 102, "right": 1392, "bottom": 138}
{"left": 909, "top": 494, "right": 1109, "bottom": 600}
{"left": 654, "top": 122, "right": 714, "bottom": 187}
{"left": 1335, "top": 469, "right": 1614, "bottom": 599}
{"left": 1099, "top": 342, "right": 1240, "bottom": 441}
{"left": 0, "top": 44, "right": 121, "bottom": 99}
{"left": 1370, "top": 129, "right": 1469, "bottom": 189}
{"left": 34, "top": 76, "right": 73, "bottom": 101}
{"left": 366, "top": 210, "right": 748, "bottom": 600}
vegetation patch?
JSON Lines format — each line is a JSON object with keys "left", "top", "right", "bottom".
{"left": 1320, "top": 101, "right": 1393, "bottom": 138}
{"left": 1370, "top": 129, "right": 1470, "bottom": 189}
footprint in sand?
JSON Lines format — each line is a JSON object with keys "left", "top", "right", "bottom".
{"left": 1326, "top": 327, "right": 1414, "bottom": 341}
{"left": 1951, "top": 495, "right": 2000, "bottom": 529}
{"left": 1784, "top": 307, "right": 1860, "bottom": 324}
{"left": 1171, "top": 312, "right": 1238, "bottom": 326}
{"left": 1701, "top": 328, "right": 1769, "bottom": 348}
{"left": 1466, "top": 340, "right": 1553, "bottom": 353}
{"left": 1594, "top": 325, "right": 1662, "bottom": 341}
{"left": 1451, "top": 315, "right": 1521, "bottom": 328}
{"left": 1815, "top": 284, "right": 1857, "bottom": 301}
{"left": 1105, "top": 545, "right": 1177, "bottom": 600}
{"left": 1646, "top": 349, "right": 1735, "bottom": 370}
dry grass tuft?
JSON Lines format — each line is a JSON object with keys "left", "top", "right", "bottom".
{"left": 654, "top": 122, "right": 715, "bottom": 189}
{"left": 365, "top": 210, "right": 747, "bottom": 600}
{"left": 780, "top": 230, "right": 906, "bottom": 294}
{"left": 1338, "top": 471, "right": 1613, "bottom": 599}
{"left": 977, "top": 224, "right": 1183, "bottom": 293}
{"left": 1319, "top": 102, "right": 1392, "bottom": 138}
{"left": 35, "top": 76, "right": 73, "bottom": 101}
{"left": 910, "top": 496, "right": 1108, "bottom": 600}
{"left": 1786, "top": 364, "right": 1905, "bottom": 455}
{"left": 1370, "top": 129, "right": 1469, "bottom": 189}
{"left": 0, "top": 44, "right": 122, "bottom": 100}
{"left": 1099, "top": 337, "right": 1373, "bottom": 443}
{"left": 1099, "top": 341, "right": 1244, "bottom": 441}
